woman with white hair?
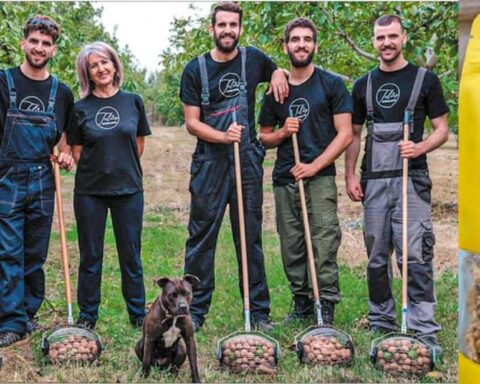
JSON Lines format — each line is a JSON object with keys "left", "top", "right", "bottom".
{"left": 69, "top": 42, "right": 151, "bottom": 330}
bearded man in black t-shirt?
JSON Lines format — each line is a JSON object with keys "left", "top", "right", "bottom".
{"left": 0, "top": 16, "right": 75, "bottom": 348}
{"left": 345, "top": 15, "right": 449, "bottom": 355}
{"left": 179, "top": 2, "right": 289, "bottom": 333}
{"left": 259, "top": 18, "right": 353, "bottom": 326}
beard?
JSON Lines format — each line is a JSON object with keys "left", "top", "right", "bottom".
{"left": 25, "top": 51, "right": 50, "bottom": 69}
{"left": 288, "top": 48, "right": 314, "bottom": 68}
{"left": 213, "top": 31, "right": 239, "bottom": 54}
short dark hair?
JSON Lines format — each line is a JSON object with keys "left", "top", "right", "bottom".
{"left": 284, "top": 17, "right": 317, "bottom": 44}
{"left": 23, "top": 15, "right": 60, "bottom": 43}
{"left": 374, "top": 15, "right": 404, "bottom": 32}
{"left": 211, "top": 2, "right": 242, "bottom": 26}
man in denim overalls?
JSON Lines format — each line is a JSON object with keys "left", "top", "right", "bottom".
{"left": 345, "top": 15, "right": 449, "bottom": 355}
{"left": 0, "top": 16, "right": 74, "bottom": 347}
{"left": 180, "top": 2, "right": 288, "bottom": 332}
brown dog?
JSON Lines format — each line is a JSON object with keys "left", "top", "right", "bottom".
{"left": 135, "top": 275, "right": 201, "bottom": 382}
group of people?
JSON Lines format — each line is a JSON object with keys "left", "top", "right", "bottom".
{"left": 0, "top": 1, "right": 448, "bottom": 361}
{"left": 180, "top": 2, "right": 448, "bottom": 357}
{"left": 0, "top": 15, "right": 150, "bottom": 348}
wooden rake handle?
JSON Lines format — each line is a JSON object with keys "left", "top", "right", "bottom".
{"left": 52, "top": 147, "right": 73, "bottom": 324}
{"left": 401, "top": 112, "right": 410, "bottom": 333}
{"left": 291, "top": 133, "right": 321, "bottom": 303}
{"left": 232, "top": 109, "right": 251, "bottom": 331}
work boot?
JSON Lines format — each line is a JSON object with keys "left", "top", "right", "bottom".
{"left": 26, "top": 317, "right": 40, "bottom": 334}
{"left": 418, "top": 334, "right": 443, "bottom": 364}
{"left": 253, "top": 318, "right": 274, "bottom": 333}
{"left": 320, "top": 299, "right": 335, "bottom": 325}
{"left": 0, "top": 331, "right": 24, "bottom": 348}
{"left": 282, "top": 295, "right": 314, "bottom": 324}
{"left": 76, "top": 317, "right": 96, "bottom": 330}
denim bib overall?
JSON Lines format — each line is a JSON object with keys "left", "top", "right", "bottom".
{"left": 362, "top": 67, "right": 440, "bottom": 335}
{"left": 184, "top": 48, "right": 270, "bottom": 324}
{"left": 0, "top": 69, "right": 57, "bottom": 334}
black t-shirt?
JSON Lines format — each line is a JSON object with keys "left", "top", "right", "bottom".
{"left": 69, "top": 90, "right": 151, "bottom": 196}
{"left": 352, "top": 63, "right": 448, "bottom": 174}
{"left": 180, "top": 46, "right": 277, "bottom": 140}
{"left": 259, "top": 67, "right": 353, "bottom": 185}
{"left": 0, "top": 67, "right": 75, "bottom": 142}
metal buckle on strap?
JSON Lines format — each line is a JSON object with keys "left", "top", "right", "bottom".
{"left": 201, "top": 92, "right": 209, "bottom": 105}
{"left": 238, "top": 81, "right": 247, "bottom": 92}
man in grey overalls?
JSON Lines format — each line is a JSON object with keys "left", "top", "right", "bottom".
{"left": 179, "top": 2, "right": 288, "bottom": 332}
{"left": 0, "top": 16, "right": 74, "bottom": 347}
{"left": 345, "top": 15, "right": 449, "bottom": 352}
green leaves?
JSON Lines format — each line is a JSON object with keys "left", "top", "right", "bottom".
{"left": 157, "top": 2, "right": 457, "bottom": 126}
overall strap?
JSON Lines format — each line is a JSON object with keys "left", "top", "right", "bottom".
{"left": 198, "top": 54, "right": 210, "bottom": 106}
{"left": 406, "top": 67, "right": 427, "bottom": 113}
{"left": 239, "top": 47, "right": 247, "bottom": 92}
{"left": 47, "top": 76, "right": 58, "bottom": 113}
{"left": 5, "top": 69, "right": 17, "bottom": 109}
{"left": 366, "top": 71, "right": 374, "bottom": 122}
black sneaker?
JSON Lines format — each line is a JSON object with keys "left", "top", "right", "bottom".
{"left": 320, "top": 299, "right": 335, "bottom": 325}
{"left": 253, "top": 318, "right": 274, "bottom": 333}
{"left": 418, "top": 334, "right": 443, "bottom": 364}
{"left": 76, "top": 317, "right": 96, "bottom": 330}
{"left": 130, "top": 317, "right": 144, "bottom": 328}
{"left": 192, "top": 319, "right": 202, "bottom": 333}
{"left": 0, "top": 331, "right": 24, "bottom": 348}
{"left": 26, "top": 318, "right": 40, "bottom": 334}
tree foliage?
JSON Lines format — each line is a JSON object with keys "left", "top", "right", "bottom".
{"left": 157, "top": 1, "right": 458, "bottom": 128}
{"left": 0, "top": 1, "right": 146, "bottom": 98}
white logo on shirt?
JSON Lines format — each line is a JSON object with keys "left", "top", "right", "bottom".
{"left": 376, "top": 83, "right": 400, "bottom": 109}
{"left": 219, "top": 72, "right": 241, "bottom": 98}
{"left": 19, "top": 96, "right": 45, "bottom": 112}
{"left": 95, "top": 106, "right": 120, "bottom": 129}
{"left": 288, "top": 98, "right": 310, "bottom": 121}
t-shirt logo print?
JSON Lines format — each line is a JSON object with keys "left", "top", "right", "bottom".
{"left": 376, "top": 83, "right": 401, "bottom": 109}
{"left": 19, "top": 96, "right": 45, "bottom": 112}
{"left": 219, "top": 73, "right": 241, "bottom": 98}
{"left": 289, "top": 98, "right": 310, "bottom": 121}
{"left": 95, "top": 106, "right": 120, "bottom": 130}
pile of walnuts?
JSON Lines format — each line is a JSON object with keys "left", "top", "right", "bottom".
{"left": 221, "top": 335, "right": 276, "bottom": 372}
{"left": 301, "top": 335, "right": 352, "bottom": 365}
{"left": 375, "top": 338, "right": 431, "bottom": 375}
{"left": 48, "top": 335, "right": 99, "bottom": 364}
{"left": 464, "top": 263, "right": 480, "bottom": 363}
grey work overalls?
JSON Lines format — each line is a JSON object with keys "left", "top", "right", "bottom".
{"left": 0, "top": 69, "right": 57, "bottom": 334}
{"left": 362, "top": 67, "right": 440, "bottom": 336}
{"left": 184, "top": 48, "right": 270, "bottom": 325}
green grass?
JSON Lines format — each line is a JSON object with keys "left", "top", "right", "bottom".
{"left": 27, "top": 210, "right": 457, "bottom": 383}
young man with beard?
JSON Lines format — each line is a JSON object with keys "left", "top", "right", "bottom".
{"left": 180, "top": 1, "right": 288, "bottom": 332}
{"left": 345, "top": 15, "right": 448, "bottom": 354}
{"left": 259, "top": 18, "right": 353, "bottom": 325}
{"left": 0, "top": 16, "right": 74, "bottom": 347}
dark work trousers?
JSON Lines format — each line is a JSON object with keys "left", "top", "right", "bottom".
{"left": 184, "top": 145, "right": 270, "bottom": 324}
{"left": 74, "top": 192, "right": 146, "bottom": 323}
{"left": 184, "top": 48, "right": 270, "bottom": 325}
{"left": 0, "top": 69, "right": 58, "bottom": 335}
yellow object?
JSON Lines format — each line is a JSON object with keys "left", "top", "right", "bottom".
{"left": 459, "top": 13, "right": 480, "bottom": 383}
{"left": 459, "top": 14, "right": 480, "bottom": 252}
{"left": 459, "top": 352, "right": 480, "bottom": 384}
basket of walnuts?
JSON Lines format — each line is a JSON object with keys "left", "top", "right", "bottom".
{"left": 41, "top": 326, "right": 102, "bottom": 364}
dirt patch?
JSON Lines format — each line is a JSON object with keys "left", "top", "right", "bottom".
{"left": 140, "top": 126, "right": 457, "bottom": 273}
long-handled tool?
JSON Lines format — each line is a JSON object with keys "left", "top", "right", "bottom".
{"left": 216, "top": 109, "right": 280, "bottom": 374}
{"left": 41, "top": 147, "right": 102, "bottom": 364}
{"left": 370, "top": 111, "right": 436, "bottom": 376}
{"left": 290, "top": 131, "right": 354, "bottom": 366}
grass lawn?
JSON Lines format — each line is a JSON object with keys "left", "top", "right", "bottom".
{"left": 7, "top": 208, "right": 456, "bottom": 383}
